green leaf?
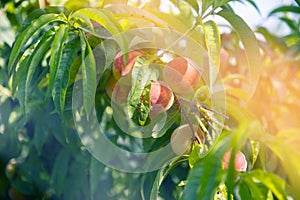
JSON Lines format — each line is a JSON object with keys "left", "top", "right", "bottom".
{"left": 214, "top": 0, "right": 231, "bottom": 8}
{"left": 218, "top": 10, "right": 261, "bottom": 99}
{"left": 236, "top": 180, "right": 252, "bottom": 199}
{"left": 67, "top": 55, "right": 82, "bottom": 88}
{"left": 256, "top": 27, "right": 287, "bottom": 52}
{"left": 201, "top": 0, "right": 214, "bottom": 15}
{"left": 241, "top": 176, "right": 265, "bottom": 199}
{"left": 269, "top": 5, "right": 300, "bottom": 16}
{"left": 53, "top": 36, "right": 81, "bottom": 115}
{"left": 150, "top": 156, "right": 188, "bottom": 200}
{"left": 258, "top": 129, "right": 300, "bottom": 199}
{"left": 188, "top": 144, "right": 201, "bottom": 168}
{"left": 22, "top": 29, "right": 55, "bottom": 115}
{"left": 64, "top": 0, "right": 91, "bottom": 10}
{"left": 279, "top": 17, "right": 299, "bottom": 32}
{"left": 183, "top": 133, "right": 232, "bottom": 200}
{"left": 244, "top": 170, "right": 288, "bottom": 200}
{"left": 33, "top": 121, "right": 50, "bottom": 155}
{"left": 90, "top": 157, "right": 105, "bottom": 200}
{"left": 73, "top": 8, "right": 128, "bottom": 53}
{"left": 79, "top": 31, "right": 97, "bottom": 116}
{"left": 101, "top": 39, "right": 119, "bottom": 71}
{"left": 296, "top": 0, "right": 300, "bottom": 7}
{"left": 50, "top": 149, "right": 70, "bottom": 195}
{"left": 146, "top": 105, "right": 180, "bottom": 138}
{"left": 184, "top": 154, "right": 223, "bottom": 200}
{"left": 128, "top": 56, "right": 157, "bottom": 126}
{"left": 71, "top": 12, "right": 94, "bottom": 31}
{"left": 235, "top": 0, "right": 261, "bottom": 14}
{"left": 46, "top": 24, "right": 69, "bottom": 98}
{"left": 8, "top": 13, "right": 66, "bottom": 73}
{"left": 12, "top": 55, "right": 29, "bottom": 99}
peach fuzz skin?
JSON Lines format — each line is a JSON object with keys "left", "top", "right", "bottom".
{"left": 222, "top": 150, "right": 247, "bottom": 172}
{"left": 163, "top": 57, "right": 202, "bottom": 95}
{"left": 113, "top": 50, "right": 144, "bottom": 79}
{"left": 149, "top": 81, "right": 174, "bottom": 118}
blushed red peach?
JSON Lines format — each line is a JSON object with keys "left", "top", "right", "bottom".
{"left": 149, "top": 81, "right": 174, "bottom": 117}
{"left": 222, "top": 150, "right": 247, "bottom": 172}
{"left": 163, "top": 57, "right": 202, "bottom": 95}
{"left": 113, "top": 50, "right": 143, "bottom": 79}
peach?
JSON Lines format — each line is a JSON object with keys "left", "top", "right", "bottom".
{"left": 170, "top": 124, "right": 199, "bottom": 155}
{"left": 113, "top": 50, "right": 143, "bottom": 79}
{"left": 106, "top": 75, "right": 131, "bottom": 104}
{"left": 163, "top": 57, "right": 202, "bottom": 95}
{"left": 222, "top": 150, "right": 247, "bottom": 172}
{"left": 149, "top": 81, "right": 174, "bottom": 118}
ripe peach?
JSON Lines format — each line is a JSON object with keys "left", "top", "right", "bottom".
{"left": 113, "top": 50, "right": 143, "bottom": 79}
{"left": 106, "top": 75, "right": 131, "bottom": 104}
{"left": 163, "top": 57, "right": 202, "bottom": 95}
{"left": 149, "top": 81, "right": 174, "bottom": 118}
{"left": 170, "top": 124, "right": 198, "bottom": 155}
{"left": 222, "top": 150, "right": 247, "bottom": 172}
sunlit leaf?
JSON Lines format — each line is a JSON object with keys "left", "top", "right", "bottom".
{"left": 73, "top": 8, "right": 128, "bottom": 52}
{"left": 214, "top": 0, "right": 231, "bottom": 8}
{"left": 203, "top": 20, "right": 221, "bottom": 85}
{"left": 146, "top": 11, "right": 204, "bottom": 44}
{"left": 170, "top": 0, "right": 195, "bottom": 25}
{"left": 225, "top": 87, "right": 249, "bottom": 102}
{"left": 106, "top": 4, "right": 168, "bottom": 29}
{"left": 225, "top": 97, "right": 256, "bottom": 125}
{"left": 256, "top": 27, "right": 287, "bottom": 53}
{"left": 253, "top": 131, "right": 300, "bottom": 199}
{"left": 64, "top": 0, "right": 91, "bottom": 10}
{"left": 201, "top": 0, "right": 214, "bottom": 15}
{"left": 218, "top": 10, "right": 261, "bottom": 99}
{"left": 184, "top": 0, "right": 200, "bottom": 13}
{"left": 204, "top": 20, "right": 221, "bottom": 68}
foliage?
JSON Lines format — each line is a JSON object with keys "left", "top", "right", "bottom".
{"left": 0, "top": 0, "right": 300, "bottom": 199}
